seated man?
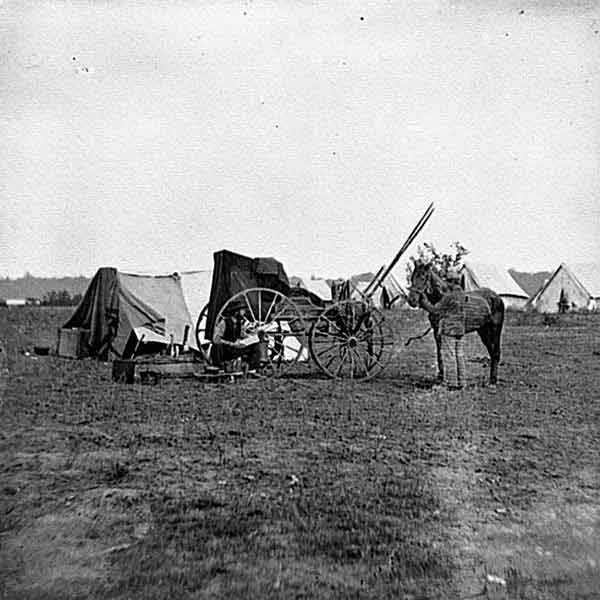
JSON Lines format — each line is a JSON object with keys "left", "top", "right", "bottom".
{"left": 209, "top": 304, "right": 265, "bottom": 370}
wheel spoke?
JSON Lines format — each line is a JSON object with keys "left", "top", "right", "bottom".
{"left": 322, "top": 349, "right": 345, "bottom": 372}
{"left": 313, "top": 340, "right": 344, "bottom": 358}
{"left": 263, "top": 294, "right": 278, "bottom": 323}
{"left": 334, "top": 348, "right": 350, "bottom": 377}
{"left": 349, "top": 349, "right": 356, "bottom": 379}
{"left": 269, "top": 301, "right": 292, "bottom": 323}
{"left": 321, "top": 315, "right": 346, "bottom": 336}
{"left": 243, "top": 291, "right": 257, "bottom": 323}
{"left": 258, "top": 290, "right": 262, "bottom": 326}
{"left": 312, "top": 329, "right": 347, "bottom": 342}
{"left": 351, "top": 346, "right": 370, "bottom": 377}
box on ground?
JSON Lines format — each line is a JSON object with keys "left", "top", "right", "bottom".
{"left": 57, "top": 328, "right": 90, "bottom": 358}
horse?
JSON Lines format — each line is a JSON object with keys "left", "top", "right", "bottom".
{"left": 407, "top": 261, "right": 505, "bottom": 385}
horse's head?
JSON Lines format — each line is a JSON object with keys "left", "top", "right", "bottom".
{"left": 407, "top": 260, "right": 433, "bottom": 308}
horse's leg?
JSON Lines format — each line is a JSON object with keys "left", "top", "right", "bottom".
{"left": 489, "top": 324, "right": 502, "bottom": 385}
{"left": 477, "top": 324, "right": 500, "bottom": 385}
{"left": 433, "top": 323, "right": 444, "bottom": 382}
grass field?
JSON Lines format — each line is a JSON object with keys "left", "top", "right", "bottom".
{"left": 1, "top": 307, "right": 599, "bottom": 599}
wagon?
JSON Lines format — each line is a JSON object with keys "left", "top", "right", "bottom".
{"left": 195, "top": 204, "right": 434, "bottom": 380}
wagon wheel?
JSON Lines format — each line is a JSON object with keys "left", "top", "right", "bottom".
{"left": 195, "top": 303, "right": 211, "bottom": 361}
{"left": 215, "top": 288, "right": 307, "bottom": 377}
{"left": 309, "top": 300, "right": 394, "bottom": 380}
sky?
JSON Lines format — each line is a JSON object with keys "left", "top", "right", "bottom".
{"left": 1, "top": 0, "right": 599, "bottom": 280}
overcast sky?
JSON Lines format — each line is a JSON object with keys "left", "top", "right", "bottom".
{"left": 1, "top": 0, "right": 599, "bottom": 280}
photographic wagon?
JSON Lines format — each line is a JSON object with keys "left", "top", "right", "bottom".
{"left": 195, "top": 204, "right": 435, "bottom": 380}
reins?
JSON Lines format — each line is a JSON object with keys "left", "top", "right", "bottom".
{"left": 405, "top": 268, "right": 434, "bottom": 345}
{"left": 404, "top": 327, "right": 432, "bottom": 346}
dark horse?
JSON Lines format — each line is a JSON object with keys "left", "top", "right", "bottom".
{"left": 407, "top": 261, "right": 504, "bottom": 385}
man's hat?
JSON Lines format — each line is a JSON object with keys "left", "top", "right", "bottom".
{"left": 446, "top": 267, "right": 461, "bottom": 283}
{"left": 221, "top": 299, "right": 246, "bottom": 316}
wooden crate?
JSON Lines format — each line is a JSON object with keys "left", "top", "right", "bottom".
{"left": 57, "top": 328, "right": 90, "bottom": 358}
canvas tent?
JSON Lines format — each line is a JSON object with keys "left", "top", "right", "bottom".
{"left": 526, "top": 263, "right": 599, "bottom": 313}
{"left": 291, "top": 276, "right": 331, "bottom": 301}
{"left": 570, "top": 263, "right": 600, "bottom": 308}
{"left": 336, "top": 270, "right": 407, "bottom": 309}
{"left": 460, "top": 262, "right": 529, "bottom": 309}
{"left": 62, "top": 267, "right": 212, "bottom": 358}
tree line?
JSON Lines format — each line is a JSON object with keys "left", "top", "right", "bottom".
{"left": 41, "top": 290, "right": 83, "bottom": 306}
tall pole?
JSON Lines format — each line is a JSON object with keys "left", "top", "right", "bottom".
{"left": 363, "top": 264, "right": 386, "bottom": 297}
{"left": 365, "top": 202, "right": 435, "bottom": 300}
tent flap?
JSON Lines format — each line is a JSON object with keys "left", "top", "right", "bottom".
{"left": 62, "top": 267, "right": 120, "bottom": 357}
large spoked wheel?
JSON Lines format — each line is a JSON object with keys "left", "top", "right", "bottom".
{"left": 309, "top": 300, "right": 394, "bottom": 380}
{"left": 215, "top": 288, "right": 307, "bottom": 377}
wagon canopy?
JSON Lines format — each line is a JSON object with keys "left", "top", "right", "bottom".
{"left": 62, "top": 267, "right": 212, "bottom": 358}
{"left": 205, "top": 250, "right": 290, "bottom": 340}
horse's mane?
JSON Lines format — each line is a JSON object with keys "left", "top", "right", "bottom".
{"left": 429, "top": 269, "right": 451, "bottom": 292}
{"left": 425, "top": 267, "right": 452, "bottom": 302}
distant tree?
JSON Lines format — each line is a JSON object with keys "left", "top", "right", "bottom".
{"left": 41, "top": 289, "right": 81, "bottom": 306}
{"left": 406, "top": 242, "right": 469, "bottom": 284}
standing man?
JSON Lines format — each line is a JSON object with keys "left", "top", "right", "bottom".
{"left": 418, "top": 268, "right": 467, "bottom": 390}
{"left": 558, "top": 289, "right": 569, "bottom": 314}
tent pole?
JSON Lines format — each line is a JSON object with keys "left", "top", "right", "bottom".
{"left": 363, "top": 264, "right": 386, "bottom": 297}
{"left": 365, "top": 202, "right": 435, "bottom": 300}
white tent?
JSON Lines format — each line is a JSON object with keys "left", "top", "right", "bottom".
{"left": 349, "top": 271, "right": 407, "bottom": 309}
{"left": 527, "top": 263, "right": 599, "bottom": 313}
{"left": 292, "top": 276, "right": 332, "bottom": 301}
{"left": 178, "top": 270, "right": 213, "bottom": 343}
{"left": 461, "top": 262, "right": 529, "bottom": 309}
{"left": 571, "top": 263, "right": 600, "bottom": 307}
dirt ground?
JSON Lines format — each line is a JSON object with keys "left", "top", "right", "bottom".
{"left": 1, "top": 307, "right": 599, "bottom": 599}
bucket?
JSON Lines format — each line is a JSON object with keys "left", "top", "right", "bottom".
{"left": 256, "top": 340, "right": 269, "bottom": 365}
{"left": 112, "top": 359, "right": 135, "bottom": 384}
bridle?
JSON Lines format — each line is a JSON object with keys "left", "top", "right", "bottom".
{"left": 408, "top": 267, "right": 432, "bottom": 298}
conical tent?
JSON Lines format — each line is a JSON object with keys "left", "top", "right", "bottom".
{"left": 526, "top": 263, "right": 597, "bottom": 313}
{"left": 62, "top": 267, "right": 212, "bottom": 358}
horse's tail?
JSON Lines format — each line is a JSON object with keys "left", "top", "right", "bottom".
{"left": 492, "top": 294, "right": 505, "bottom": 326}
